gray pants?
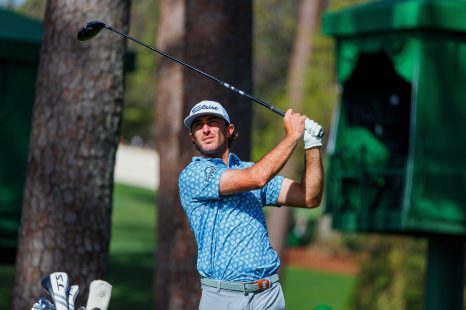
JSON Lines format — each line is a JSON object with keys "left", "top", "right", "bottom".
{"left": 199, "top": 282, "right": 285, "bottom": 310}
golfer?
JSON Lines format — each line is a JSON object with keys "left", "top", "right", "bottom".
{"left": 178, "top": 100, "right": 324, "bottom": 309}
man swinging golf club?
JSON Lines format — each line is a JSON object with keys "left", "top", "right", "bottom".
{"left": 178, "top": 100, "right": 324, "bottom": 309}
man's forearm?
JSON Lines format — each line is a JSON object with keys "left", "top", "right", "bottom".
{"left": 300, "top": 147, "right": 324, "bottom": 208}
{"left": 220, "top": 110, "right": 305, "bottom": 195}
{"left": 220, "top": 135, "right": 298, "bottom": 195}
{"left": 252, "top": 135, "right": 299, "bottom": 185}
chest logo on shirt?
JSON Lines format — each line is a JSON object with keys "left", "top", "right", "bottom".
{"left": 204, "top": 166, "right": 216, "bottom": 182}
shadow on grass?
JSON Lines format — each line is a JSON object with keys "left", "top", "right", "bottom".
{"left": 107, "top": 252, "right": 155, "bottom": 309}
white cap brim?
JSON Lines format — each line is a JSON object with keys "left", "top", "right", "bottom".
{"left": 184, "top": 100, "right": 230, "bottom": 129}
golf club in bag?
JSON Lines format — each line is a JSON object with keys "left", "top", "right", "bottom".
{"left": 77, "top": 21, "right": 324, "bottom": 139}
{"left": 41, "top": 272, "right": 70, "bottom": 310}
{"left": 32, "top": 272, "right": 112, "bottom": 310}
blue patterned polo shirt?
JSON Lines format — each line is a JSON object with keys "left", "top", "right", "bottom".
{"left": 178, "top": 152, "right": 284, "bottom": 282}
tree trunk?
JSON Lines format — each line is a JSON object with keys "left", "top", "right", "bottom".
{"left": 267, "top": 0, "right": 325, "bottom": 265}
{"left": 12, "top": 1, "right": 130, "bottom": 309}
{"left": 154, "top": 1, "right": 252, "bottom": 309}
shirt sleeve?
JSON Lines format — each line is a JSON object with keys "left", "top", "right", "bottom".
{"left": 179, "top": 161, "right": 226, "bottom": 202}
{"left": 261, "top": 175, "right": 285, "bottom": 206}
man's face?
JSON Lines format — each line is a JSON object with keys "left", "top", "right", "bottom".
{"left": 190, "top": 115, "right": 233, "bottom": 157}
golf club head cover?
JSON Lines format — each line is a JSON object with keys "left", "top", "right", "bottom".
{"left": 41, "top": 272, "right": 70, "bottom": 310}
{"left": 86, "top": 280, "right": 112, "bottom": 310}
{"left": 304, "top": 118, "right": 323, "bottom": 149}
{"left": 67, "top": 285, "right": 80, "bottom": 310}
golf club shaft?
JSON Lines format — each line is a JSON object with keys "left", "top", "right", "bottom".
{"left": 103, "top": 24, "right": 286, "bottom": 117}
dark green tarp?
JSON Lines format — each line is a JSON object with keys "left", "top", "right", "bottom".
{"left": 324, "top": 0, "right": 466, "bottom": 82}
{"left": 324, "top": 0, "right": 466, "bottom": 37}
{"left": 0, "top": 8, "right": 42, "bottom": 252}
{"left": 0, "top": 8, "right": 42, "bottom": 62}
{"left": 323, "top": 0, "right": 466, "bottom": 235}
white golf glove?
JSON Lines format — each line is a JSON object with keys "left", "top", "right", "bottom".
{"left": 303, "top": 118, "right": 324, "bottom": 149}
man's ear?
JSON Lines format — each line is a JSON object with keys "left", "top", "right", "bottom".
{"left": 226, "top": 124, "right": 235, "bottom": 138}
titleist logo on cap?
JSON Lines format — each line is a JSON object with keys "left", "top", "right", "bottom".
{"left": 192, "top": 104, "right": 219, "bottom": 114}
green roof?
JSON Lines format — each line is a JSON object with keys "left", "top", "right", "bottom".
{"left": 0, "top": 8, "right": 42, "bottom": 43}
{"left": 323, "top": 0, "right": 466, "bottom": 37}
{"left": 0, "top": 8, "right": 42, "bottom": 61}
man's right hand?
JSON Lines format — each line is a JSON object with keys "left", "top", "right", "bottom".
{"left": 284, "top": 109, "right": 306, "bottom": 141}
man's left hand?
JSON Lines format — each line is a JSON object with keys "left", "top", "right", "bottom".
{"left": 303, "top": 119, "right": 323, "bottom": 149}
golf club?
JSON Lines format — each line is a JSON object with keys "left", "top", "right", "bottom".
{"left": 86, "top": 280, "right": 112, "bottom": 310}
{"left": 31, "top": 297, "right": 56, "bottom": 310}
{"left": 77, "top": 20, "right": 284, "bottom": 115}
{"left": 77, "top": 20, "right": 323, "bottom": 138}
{"left": 67, "top": 285, "right": 80, "bottom": 310}
{"left": 41, "top": 272, "right": 69, "bottom": 310}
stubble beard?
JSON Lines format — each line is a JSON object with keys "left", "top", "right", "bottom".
{"left": 196, "top": 136, "right": 228, "bottom": 158}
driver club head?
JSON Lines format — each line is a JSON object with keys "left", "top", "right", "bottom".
{"left": 77, "top": 21, "right": 107, "bottom": 41}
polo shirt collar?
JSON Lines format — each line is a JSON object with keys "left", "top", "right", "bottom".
{"left": 192, "top": 152, "right": 240, "bottom": 168}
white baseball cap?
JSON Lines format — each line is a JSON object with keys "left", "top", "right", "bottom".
{"left": 184, "top": 100, "right": 230, "bottom": 129}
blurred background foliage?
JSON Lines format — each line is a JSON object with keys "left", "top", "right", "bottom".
{"left": 350, "top": 235, "right": 426, "bottom": 310}
{"left": 8, "top": 0, "right": 430, "bottom": 309}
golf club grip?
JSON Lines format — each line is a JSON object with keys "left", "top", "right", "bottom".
{"left": 104, "top": 25, "right": 286, "bottom": 118}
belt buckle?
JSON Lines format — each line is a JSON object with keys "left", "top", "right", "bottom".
{"left": 242, "top": 282, "right": 247, "bottom": 295}
{"left": 255, "top": 278, "right": 271, "bottom": 291}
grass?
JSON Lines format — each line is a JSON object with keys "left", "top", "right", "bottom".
{"left": 0, "top": 183, "right": 356, "bottom": 309}
{"left": 110, "top": 183, "right": 156, "bottom": 254}
{"left": 283, "top": 267, "right": 356, "bottom": 310}
{"left": 107, "top": 183, "right": 156, "bottom": 309}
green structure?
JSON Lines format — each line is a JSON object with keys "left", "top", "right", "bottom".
{"left": 323, "top": 0, "right": 466, "bottom": 309}
{"left": 0, "top": 8, "right": 42, "bottom": 262}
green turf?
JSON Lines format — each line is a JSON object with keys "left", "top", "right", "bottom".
{"left": 110, "top": 183, "right": 156, "bottom": 254}
{"left": 107, "top": 183, "right": 156, "bottom": 309}
{"left": 283, "top": 267, "right": 356, "bottom": 310}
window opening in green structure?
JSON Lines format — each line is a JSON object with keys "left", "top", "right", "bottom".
{"left": 336, "top": 52, "right": 412, "bottom": 230}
